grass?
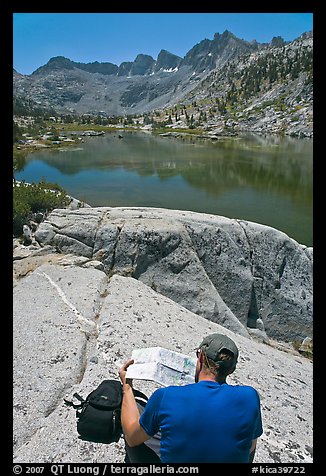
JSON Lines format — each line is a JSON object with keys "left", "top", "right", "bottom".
{"left": 47, "top": 122, "right": 141, "bottom": 133}
{"left": 152, "top": 126, "right": 204, "bottom": 135}
{"left": 292, "top": 340, "right": 313, "bottom": 360}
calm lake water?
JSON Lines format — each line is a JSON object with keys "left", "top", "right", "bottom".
{"left": 16, "top": 131, "right": 313, "bottom": 247}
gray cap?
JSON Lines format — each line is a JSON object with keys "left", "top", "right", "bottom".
{"left": 198, "top": 333, "right": 238, "bottom": 367}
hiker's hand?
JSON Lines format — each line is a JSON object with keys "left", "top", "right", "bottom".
{"left": 119, "top": 359, "right": 134, "bottom": 386}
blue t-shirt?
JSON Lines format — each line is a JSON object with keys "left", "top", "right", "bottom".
{"left": 139, "top": 380, "right": 263, "bottom": 463}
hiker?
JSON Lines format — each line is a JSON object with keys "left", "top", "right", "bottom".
{"left": 118, "top": 333, "right": 263, "bottom": 463}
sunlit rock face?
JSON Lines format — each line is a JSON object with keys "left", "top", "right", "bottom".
{"left": 35, "top": 206, "right": 313, "bottom": 342}
{"left": 13, "top": 268, "right": 313, "bottom": 463}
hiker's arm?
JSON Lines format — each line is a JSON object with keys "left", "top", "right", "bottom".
{"left": 119, "top": 359, "right": 151, "bottom": 447}
{"left": 249, "top": 439, "right": 257, "bottom": 463}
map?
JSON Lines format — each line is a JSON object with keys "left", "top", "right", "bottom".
{"left": 125, "top": 347, "right": 197, "bottom": 386}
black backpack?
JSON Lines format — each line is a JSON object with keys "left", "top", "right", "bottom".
{"left": 64, "top": 379, "right": 148, "bottom": 444}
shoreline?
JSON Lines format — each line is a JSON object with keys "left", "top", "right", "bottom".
{"left": 13, "top": 121, "right": 313, "bottom": 158}
{"left": 13, "top": 129, "right": 313, "bottom": 248}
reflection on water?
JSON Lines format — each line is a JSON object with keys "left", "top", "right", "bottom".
{"left": 15, "top": 132, "right": 313, "bottom": 246}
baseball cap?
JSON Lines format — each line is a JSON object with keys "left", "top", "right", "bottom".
{"left": 198, "top": 333, "right": 238, "bottom": 367}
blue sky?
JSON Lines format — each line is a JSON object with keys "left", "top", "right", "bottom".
{"left": 13, "top": 13, "right": 313, "bottom": 75}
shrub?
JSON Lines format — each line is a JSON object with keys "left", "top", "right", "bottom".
{"left": 13, "top": 197, "right": 32, "bottom": 236}
{"left": 292, "top": 339, "right": 313, "bottom": 360}
{"left": 13, "top": 180, "right": 70, "bottom": 236}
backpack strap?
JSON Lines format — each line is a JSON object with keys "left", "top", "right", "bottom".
{"left": 133, "top": 388, "right": 148, "bottom": 404}
{"left": 64, "top": 388, "right": 148, "bottom": 409}
{"left": 64, "top": 393, "right": 86, "bottom": 409}
{"left": 73, "top": 392, "right": 86, "bottom": 403}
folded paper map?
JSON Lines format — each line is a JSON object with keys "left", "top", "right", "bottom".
{"left": 125, "top": 347, "right": 197, "bottom": 386}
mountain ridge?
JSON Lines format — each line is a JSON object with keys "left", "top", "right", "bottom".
{"left": 13, "top": 29, "right": 313, "bottom": 136}
{"left": 16, "top": 29, "right": 311, "bottom": 78}
{"left": 16, "top": 29, "right": 267, "bottom": 77}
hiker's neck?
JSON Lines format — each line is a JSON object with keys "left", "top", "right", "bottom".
{"left": 198, "top": 370, "right": 226, "bottom": 383}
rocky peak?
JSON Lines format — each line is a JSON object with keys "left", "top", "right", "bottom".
{"left": 32, "top": 56, "right": 119, "bottom": 76}
{"left": 76, "top": 60, "right": 118, "bottom": 75}
{"left": 212, "top": 29, "right": 259, "bottom": 54}
{"left": 32, "top": 56, "right": 75, "bottom": 75}
{"left": 299, "top": 30, "right": 313, "bottom": 39}
{"left": 116, "top": 54, "right": 156, "bottom": 77}
{"left": 182, "top": 29, "right": 260, "bottom": 73}
{"left": 214, "top": 29, "right": 236, "bottom": 41}
{"left": 130, "top": 54, "right": 155, "bottom": 76}
{"left": 155, "top": 49, "right": 182, "bottom": 72}
{"left": 117, "top": 61, "right": 133, "bottom": 76}
{"left": 13, "top": 29, "right": 313, "bottom": 119}
{"left": 182, "top": 38, "right": 210, "bottom": 61}
{"left": 270, "top": 36, "right": 286, "bottom": 48}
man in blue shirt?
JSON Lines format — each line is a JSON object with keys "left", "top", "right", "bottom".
{"left": 119, "top": 333, "right": 263, "bottom": 463}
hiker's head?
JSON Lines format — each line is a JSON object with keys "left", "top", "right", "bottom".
{"left": 195, "top": 333, "right": 239, "bottom": 383}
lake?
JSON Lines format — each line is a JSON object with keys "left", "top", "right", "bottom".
{"left": 15, "top": 131, "right": 313, "bottom": 247}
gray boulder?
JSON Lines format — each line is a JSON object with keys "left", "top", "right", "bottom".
{"left": 13, "top": 266, "right": 313, "bottom": 463}
{"left": 22, "top": 224, "right": 33, "bottom": 245}
{"left": 35, "top": 207, "right": 313, "bottom": 341}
